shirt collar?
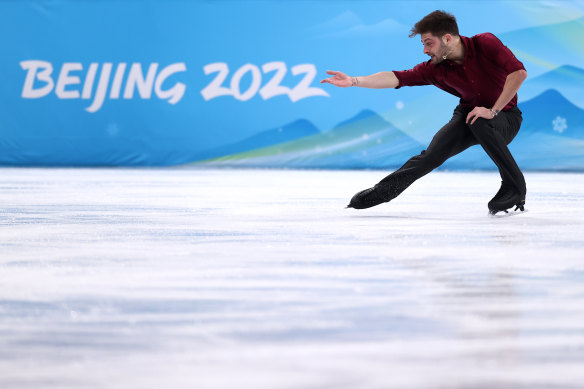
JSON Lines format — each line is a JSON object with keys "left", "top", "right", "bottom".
{"left": 460, "top": 35, "right": 472, "bottom": 59}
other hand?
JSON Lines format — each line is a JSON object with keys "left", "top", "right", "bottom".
{"left": 320, "top": 70, "right": 353, "bottom": 88}
{"left": 466, "top": 107, "right": 494, "bottom": 125}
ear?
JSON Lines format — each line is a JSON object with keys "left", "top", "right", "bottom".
{"left": 442, "top": 34, "right": 452, "bottom": 44}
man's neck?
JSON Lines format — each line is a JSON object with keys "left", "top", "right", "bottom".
{"left": 449, "top": 37, "right": 465, "bottom": 64}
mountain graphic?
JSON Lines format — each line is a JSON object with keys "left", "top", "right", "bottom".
{"left": 192, "top": 119, "right": 320, "bottom": 162}
{"left": 198, "top": 109, "right": 425, "bottom": 169}
{"left": 519, "top": 89, "right": 584, "bottom": 139}
{"left": 510, "top": 89, "right": 584, "bottom": 170}
{"left": 520, "top": 65, "right": 584, "bottom": 108}
{"left": 194, "top": 92, "right": 584, "bottom": 171}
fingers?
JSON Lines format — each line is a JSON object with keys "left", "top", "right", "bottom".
{"left": 321, "top": 70, "right": 346, "bottom": 84}
{"left": 466, "top": 107, "right": 481, "bottom": 124}
{"left": 466, "top": 107, "right": 489, "bottom": 125}
{"left": 466, "top": 114, "right": 480, "bottom": 125}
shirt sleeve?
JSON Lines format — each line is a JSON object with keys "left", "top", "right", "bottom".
{"left": 393, "top": 61, "right": 434, "bottom": 89}
{"left": 476, "top": 33, "right": 525, "bottom": 74}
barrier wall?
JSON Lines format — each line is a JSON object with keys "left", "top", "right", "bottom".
{"left": 1, "top": 0, "right": 583, "bottom": 169}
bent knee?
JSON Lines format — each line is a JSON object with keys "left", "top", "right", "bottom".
{"left": 468, "top": 117, "right": 493, "bottom": 131}
{"left": 468, "top": 118, "right": 497, "bottom": 139}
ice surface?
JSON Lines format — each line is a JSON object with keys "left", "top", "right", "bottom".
{"left": 1, "top": 168, "right": 584, "bottom": 389}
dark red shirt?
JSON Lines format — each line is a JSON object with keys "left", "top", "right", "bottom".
{"left": 393, "top": 33, "right": 525, "bottom": 110}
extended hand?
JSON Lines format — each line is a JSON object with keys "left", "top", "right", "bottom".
{"left": 320, "top": 70, "right": 353, "bottom": 88}
{"left": 466, "top": 107, "right": 494, "bottom": 125}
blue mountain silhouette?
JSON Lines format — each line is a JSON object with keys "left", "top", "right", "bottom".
{"left": 508, "top": 90, "right": 584, "bottom": 171}
{"left": 192, "top": 118, "right": 320, "bottom": 161}
{"left": 519, "top": 89, "right": 584, "bottom": 139}
{"left": 521, "top": 65, "right": 584, "bottom": 108}
{"left": 302, "top": 109, "right": 425, "bottom": 169}
{"left": 198, "top": 109, "right": 425, "bottom": 169}
{"left": 333, "top": 108, "right": 382, "bottom": 128}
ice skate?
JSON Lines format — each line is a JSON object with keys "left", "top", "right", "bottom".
{"left": 488, "top": 181, "right": 526, "bottom": 215}
{"left": 346, "top": 185, "right": 390, "bottom": 209}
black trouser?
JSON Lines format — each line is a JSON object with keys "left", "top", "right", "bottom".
{"left": 375, "top": 104, "right": 525, "bottom": 201}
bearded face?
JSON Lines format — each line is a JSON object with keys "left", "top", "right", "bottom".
{"left": 421, "top": 33, "right": 450, "bottom": 64}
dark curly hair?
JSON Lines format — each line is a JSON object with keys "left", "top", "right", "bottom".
{"left": 409, "top": 10, "right": 459, "bottom": 38}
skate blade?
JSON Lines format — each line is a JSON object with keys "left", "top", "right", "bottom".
{"left": 488, "top": 208, "right": 528, "bottom": 218}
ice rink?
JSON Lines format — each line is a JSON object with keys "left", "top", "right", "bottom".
{"left": 1, "top": 167, "right": 584, "bottom": 389}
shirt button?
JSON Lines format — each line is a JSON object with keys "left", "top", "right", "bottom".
{"left": 471, "top": 80, "right": 475, "bottom": 83}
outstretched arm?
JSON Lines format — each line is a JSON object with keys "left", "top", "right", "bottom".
{"left": 320, "top": 70, "right": 399, "bottom": 89}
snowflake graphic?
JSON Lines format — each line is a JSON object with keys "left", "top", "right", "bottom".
{"left": 552, "top": 116, "right": 567, "bottom": 134}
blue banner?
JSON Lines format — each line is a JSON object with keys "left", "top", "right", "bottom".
{"left": 1, "top": 0, "right": 583, "bottom": 169}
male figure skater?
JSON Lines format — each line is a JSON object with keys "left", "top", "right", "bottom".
{"left": 321, "top": 10, "right": 527, "bottom": 215}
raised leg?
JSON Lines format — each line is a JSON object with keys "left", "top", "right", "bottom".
{"left": 348, "top": 106, "right": 477, "bottom": 209}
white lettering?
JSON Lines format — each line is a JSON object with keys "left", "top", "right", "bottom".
{"left": 155, "top": 63, "right": 187, "bottom": 104}
{"left": 124, "top": 63, "right": 158, "bottom": 99}
{"left": 56, "top": 63, "right": 82, "bottom": 99}
{"left": 20, "top": 60, "right": 54, "bottom": 98}
{"left": 260, "top": 62, "right": 290, "bottom": 100}
{"left": 289, "top": 64, "right": 329, "bottom": 102}
{"left": 86, "top": 63, "right": 112, "bottom": 113}
{"left": 82, "top": 63, "right": 99, "bottom": 99}
{"left": 201, "top": 62, "right": 329, "bottom": 102}
{"left": 201, "top": 62, "right": 232, "bottom": 101}
{"left": 231, "top": 64, "right": 261, "bottom": 101}
{"left": 19, "top": 60, "right": 188, "bottom": 112}
{"left": 110, "top": 63, "right": 127, "bottom": 99}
